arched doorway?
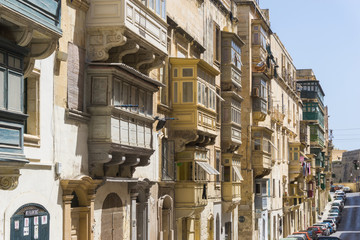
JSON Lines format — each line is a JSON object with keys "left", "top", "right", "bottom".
{"left": 101, "top": 193, "right": 123, "bottom": 240}
{"left": 158, "top": 195, "right": 174, "bottom": 240}
{"left": 10, "top": 204, "right": 50, "bottom": 239}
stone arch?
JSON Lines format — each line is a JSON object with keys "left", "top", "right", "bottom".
{"left": 101, "top": 192, "right": 123, "bottom": 240}
{"left": 216, "top": 213, "right": 220, "bottom": 240}
{"left": 158, "top": 195, "right": 174, "bottom": 240}
{"left": 207, "top": 214, "right": 214, "bottom": 240}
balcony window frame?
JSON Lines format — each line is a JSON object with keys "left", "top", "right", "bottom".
{"left": 213, "top": 23, "right": 221, "bottom": 64}
{"left": 0, "top": 50, "right": 24, "bottom": 114}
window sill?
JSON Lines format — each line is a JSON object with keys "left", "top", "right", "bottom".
{"left": 66, "top": 108, "right": 91, "bottom": 123}
{"left": 24, "top": 134, "right": 40, "bottom": 148}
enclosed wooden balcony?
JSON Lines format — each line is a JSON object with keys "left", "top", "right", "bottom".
{"left": 252, "top": 127, "right": 273, "bottom": 178}
{"left": 86, "top": 0, "right": 167, "bottom": 70}
{"left": 175, "top": 182, "right": 207, "bottom": 218}
{"left": 221, "top": 153, "right": 242, "bottom": 211}
{"left": 252, "top": 73, "right": 270, "bottom": 122}
{"left": 221, "top": 92, "right": 242, "bottom": 152}
{"left": 175, "top": 147, "right": 219, "bottom": 217}
{"left": 0, "top": 0, "right": 62, "bottom": 75}
{"left": 288, "top": 142, "right": 302, "bottom": 182}
{"left": 86, "top": 64, "right": 163, "bottom": 177}
{"left": 169, "top": 58, "right": 220, "bottom": 152}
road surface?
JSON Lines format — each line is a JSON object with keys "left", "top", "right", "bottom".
{"left": 331, "top": 192, "right": 360, "bottom": 240}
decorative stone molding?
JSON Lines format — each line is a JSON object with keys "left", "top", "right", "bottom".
{"left": 67, "top": 0, "right": 90, "bottom": 12}
{"left": 0, "top": 175, "right": 19, "bottom": 190}
{"left": 87, "top": 28, "right": 127, "bottom": 62}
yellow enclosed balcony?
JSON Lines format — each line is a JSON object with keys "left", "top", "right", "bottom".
{"left": 222, "top": 153, "right": 243, "bottom": 212}
{"left": 289, "top": 142, "right": 302, "bottom": 182}
{"left": 252, "top": 127, "right": 274, "bottom": 178}
{"left": 175, "top": 147, "right": 219, "bottom": 218}
{"left": 169, "top": 58, "right": 220, "bottom": 151}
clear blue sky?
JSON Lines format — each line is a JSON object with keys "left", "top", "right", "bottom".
{"left": 260, "top": 0, "right": 360, "bottom": 151}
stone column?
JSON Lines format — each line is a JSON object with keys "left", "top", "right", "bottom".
{"left": 131, "top": 192, "right": 139, "bottom": 240}
{"left": 63, "top": 195, "right": 73, "bottom": 240}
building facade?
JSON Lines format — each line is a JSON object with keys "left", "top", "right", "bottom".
{"left": 0, "top": 0, "right": 331, "bottom": 240}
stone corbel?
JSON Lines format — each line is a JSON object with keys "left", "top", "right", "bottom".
{"left": 16, "top": 28, "right": 34, "bottom": 47}
{"left": 135, "top": 52, "right": 155, "bottom": 70}
{"left": 0, "top": 174, "right": 20, "bottom": 190}
{"left": 144, "top": 56, "right": 165, "bottom": 75}
{"left": 87, "top": 28, "right": 127, "bottom": 62}
{"left": 118, "top": 41, "right": 140, "bottom": 62}
{"left": 24, "top": 58, "right": 36, "bottom": 78}
{"left": 29, "top": 39, "right": 57, "bottom": 59}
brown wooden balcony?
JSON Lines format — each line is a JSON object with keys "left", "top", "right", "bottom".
{"left": 175, "top": 182, "right": 207, "bottom": 218}
{"left": 169, "top": 58, "right": 220, "bottom": 152}
{"left": 86, "top": 64, "right": 163, "bottom": 177}
{"left": 175, "top": 147, "right": 219, "bottom": 217}
{"left": 252, "top": 127, "right": 273, "bottom": 178}
{"left": 221, "top": 92, "right": 242, "bottom": 152}
{"left": 221, "top": 153, "right": 242, "bottom": 211}
{"left": 86, "top": 0, "right": 167, "bottom": 72}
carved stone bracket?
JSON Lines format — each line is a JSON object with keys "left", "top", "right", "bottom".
{"left": 0, "top": 174, "right": 19, "bottom": 190}
{"left": 87, "top": 28, "right": 127, "bottom": 62}
{"left": 117, "top": 41, "right": 140, "bottom": 62}
{"left": 67, "top": 0, "right": 90, "bottom": 12}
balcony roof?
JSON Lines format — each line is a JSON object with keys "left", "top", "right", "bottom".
{"left": 169, "top": 58, "right": 220, "bottom": 76}
{"left": 87, "top": 62, "right": 165, "bottom": 87}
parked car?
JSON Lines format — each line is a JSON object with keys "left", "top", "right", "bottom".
{"left": 329, "top": 207, "right": 341, "bottom": 214}
{"left": 343, "top": 186, "right": 351, "bottom": 192}
{"left": 330, "top": 206, "right": 341, "bottom": 213}
{"left": 313, "top": 223, "right": 330, "bottom": 236}
{"left": 328, "top": 212, "right": 342, "bottom": 223}
{"left": 323, "top": 219, "right": 337, "bottom": 232}
{"left": 320, "top": 222, "right": 334, "bottom": 234}
{"left": 307, "top": 226, "right": 324, "bottom": 237}
{"left": 287, "top": 234, "right": 307, "bottom": 240}
{"left": 281, "top": 238, "right": 303, "bottom": 240}
{"left": 292, "top": 231, "right": 312, "bottom": 240}
{"left": 318, "top": 237, "right": 341, "bottom": 240}
{"left": 301, "top": 228, "right": 318, "bottom": 239}
{"left": 334, "top": 195, "right": 345, "bottom": 203}
{"left": 331, "top": 201, "right": 343, "bottom": 210}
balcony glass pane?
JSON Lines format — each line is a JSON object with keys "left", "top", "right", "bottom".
{"left": 114, "top": 80, "right": 120, "bottom": 105}
{"left": 161, "top": 0, "right": 166, "bottom": 19}
{"left": 182, "top": 68, "right": 193, "bottom": 77}
{"left": 156, "top": 0, "right": 160, "bottom": 14}
{"left": 8, "top": 72, "right": 22, "bottom": 112}
{"left": 139, "top": 90, "right": 145, "bottom": 114}
{"left": 173, "top": 82, "right": 178, "bottom": 103}
{"left": 182, "top": 82, "right": 193, "bottom": 102}
{"left": 149, "top": 0, "right": 154, "bottom": 9}
{"left": 0, "top": 69, "right": 4, "bottom": 108}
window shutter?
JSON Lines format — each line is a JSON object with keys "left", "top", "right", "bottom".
{"left": 67, "top": 43, "right": 85, "bottom": 111}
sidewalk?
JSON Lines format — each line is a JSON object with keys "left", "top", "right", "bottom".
{"left": 318, "top": 193, "right": 334, "bottom": 222}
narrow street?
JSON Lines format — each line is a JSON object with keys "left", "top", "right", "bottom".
{"left": 331, "top": 193, "right": 360, "bottom": 239}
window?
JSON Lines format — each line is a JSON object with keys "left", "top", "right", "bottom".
{"left": 231, "top": 41, "right": 242, "bottom": 69}
{"left": 182, "top": 82, "right": 193, "bottom": 102}
{"left": 213, "top": 23, "right": 221, "bottom": 63}
{"left": 256, "top": 183, "right": 261, "bottom": 194}
{"left": 252, "top": 25, "right": 267, "bottom": 49}
{"left": 173, "top": 82, "right": 178, "bottom": 103}
{"left": 24, "top": 75, "right": 40, "bottom": 137}
{"left": 182, "top": 68, "right": 193, "bottom": 77}
{"left": 273, "top": 179, "right": 275, "bottom": 198}
{"left": 0, "top": 50, "right": 24, "bottom": 113}
{"left": 254, "top": 139, "right": 261, "bottom": 150}
{"left": 216, "top": 151, "right": 221, "bottom": 183}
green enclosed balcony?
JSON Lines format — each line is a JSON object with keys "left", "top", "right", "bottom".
{"left": 303, "top": 102, "right": 324, "bottom": 128}
{"left": 310, "top": 125, "right": 325, "bottom": 148}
